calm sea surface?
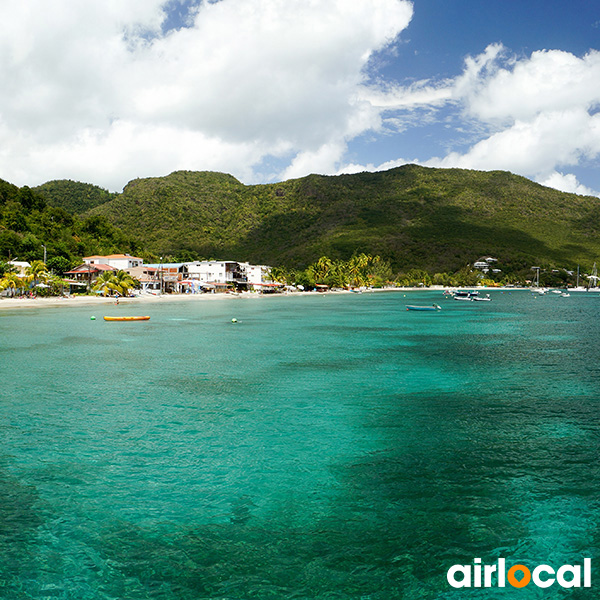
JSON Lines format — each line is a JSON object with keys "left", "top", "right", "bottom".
{"left": 1, "top": 290, "right": 600, "bottom": 599}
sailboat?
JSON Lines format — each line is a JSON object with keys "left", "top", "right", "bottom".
{"left": 530, "top": 267, "right": 547, "bottom": 294}
{"left": 588, "top": 262, "right": 599, "bottom": 290}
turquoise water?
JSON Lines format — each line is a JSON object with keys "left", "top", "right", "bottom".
{"left": 1, "top": 290, "right": 600, "bottom": 599}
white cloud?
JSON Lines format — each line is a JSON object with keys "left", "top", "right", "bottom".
{"left": 536, "top": 171, "right": 598, "bottom": 197}
{"left": 0, "top": 0, "right": 413, "bottom": 190}
{"left": 421, "top": 45, "right": 600, "bottom": 196}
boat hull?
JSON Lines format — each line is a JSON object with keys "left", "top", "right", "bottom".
{"left": 103, "top": 316, "right": 150, "bottom": 321}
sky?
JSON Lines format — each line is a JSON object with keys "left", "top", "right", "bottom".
{"left": 1, "top": 0, "right": 600, "bottom": 195}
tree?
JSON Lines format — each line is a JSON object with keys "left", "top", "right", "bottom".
{"left": 313, "top": 256, "right": 333, "bottom": 283}
{"left": 0, "top": 261, "right": 17, "bottom": 277}
{"left": 25, "top": 260, "right": 49, "bottom": 290}
{"left": 92, "top": 271, "right": 116, "bottom": 297}
{"left": 92, "top": 270, "right": 136, "bottom": 297}
{"left": 0, "top": 272, "right": 24, "bottom": 297}
{"left": 111, "top": 270, "right": 136, "bottom": 296}
{"left": 268, "top": 266, "right": 289, "bottom": 284}
{"left": 46, "top": 256, "right": 71, "bottom": 276}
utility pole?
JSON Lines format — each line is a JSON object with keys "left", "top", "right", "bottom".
{"left": 159, "top": 257, "right": 163, "bottom": 295}
{"left": 41, "top": 244, "right": 47, "bottom": 264}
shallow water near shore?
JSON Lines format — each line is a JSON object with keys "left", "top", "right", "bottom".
{"left": 1, "top": 290, "right": 600, "bottom": 599}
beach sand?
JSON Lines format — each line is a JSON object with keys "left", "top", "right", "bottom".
{"left": 0, "top": 286, "right": 532, "bottom": 311}
{"left": 0, "top": 292, "right": 246, "bottom": 310}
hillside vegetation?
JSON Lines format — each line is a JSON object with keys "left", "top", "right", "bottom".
{"left": 34, "top": 180, "right": 116, "bottom": 214}
{"left": 83, "top": 165, "right": 600, "bottom": 273}
{"left": 0, "top": 179, "right": 138, "bottom": 269}
{"left": 5, "top": 165, "right": 600, "bottom": 276}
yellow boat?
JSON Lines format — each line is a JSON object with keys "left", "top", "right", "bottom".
{"left": 103, "top": 316, "right": 150, "bottom": 321}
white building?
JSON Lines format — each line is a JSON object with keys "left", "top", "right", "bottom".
{"left": 141, "top": 260, "right": 273, "bottom": 293}
{"left": 185, "top": 261, "right": 249, "bottom": 285}
{"left": 83, "top": 254, "right": 143, "bottom": 270}
{"left": 241, "top": 263, "right": 271, "bottom": 285}
{"left": 7, "top": 261, "right": 31, "bottom": 276}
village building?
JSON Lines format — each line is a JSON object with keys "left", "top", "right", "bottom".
{"left": 83, "top": 254, "right": 143, "bottom": 269}
{"left": 63, "top": 262, "right": 116, "bottom": 292}
{"left": 62, "top": 254, "right": 274, "bottom": 294}
{"left": 144, "top": 260, "right": 275, "bottom": 293}
{"left": 473, "top": 257, "right": 500, "bottom": 275}
{"left": 126, "top": 265, "right": 160, "bottom": 292}
{"left": 7, "top": 261, "right": 31, "bottom": 276}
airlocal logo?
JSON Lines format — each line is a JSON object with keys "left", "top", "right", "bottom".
{"left": 447, "top": 558, "right": 591, "bottom": 589}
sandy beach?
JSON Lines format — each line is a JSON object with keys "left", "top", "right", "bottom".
{"left": 0, "top": 288, "right": 411, "bottom": 310}
{"left": 0, "top": 286, "right": 538, "bottom": 311}
{"left": 0, "top": 292, "right": 252, "bottom": 310}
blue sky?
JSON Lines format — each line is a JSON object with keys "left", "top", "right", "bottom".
{"left": 1, "top": 0, "right": 600, "bottom": 195}
{"left": 347, "top": 0, "right": 600, "bottom": 195}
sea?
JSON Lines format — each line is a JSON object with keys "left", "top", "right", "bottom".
{"left": 1, "top": 290, "right": 599, "bottom": 599}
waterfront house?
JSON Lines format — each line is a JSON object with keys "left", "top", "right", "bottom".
{"left": 83, "top": 254, "right": 143, "bottom": 269}
{"left": 125, "top": 265, "right": 160, "bottom": 292}
{"left": 64, "top": 262, "right": 116, "bottom": 289}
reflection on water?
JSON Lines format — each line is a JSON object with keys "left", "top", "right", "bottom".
{"left": 0, "top": 291, "right": 599, "bottom": 598}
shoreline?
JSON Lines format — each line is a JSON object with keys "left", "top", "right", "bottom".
{"left": 0, "top": 285, "right": 571, "bottom": 311}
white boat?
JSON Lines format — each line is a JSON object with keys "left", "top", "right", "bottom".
{"left": 453, "top": 290, "right": 482, "bottom": 301}
{"left": 530, "top": 266, "right": 548, "bottom": 294}
{"left": 472, "top": 294, "right": 492, "bottom": 302}
{"left": 406, "top": 304, "right": 442, "bottom": 311}
{"left": 453, "top": 290, "right": 473, "bottom": 301}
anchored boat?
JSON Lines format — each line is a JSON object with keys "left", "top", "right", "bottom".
{"left": 406, "top": 305, "right": 442, "bottom": 311}
{"left": 103, "top": 316, "right": 150, "bottom": 321}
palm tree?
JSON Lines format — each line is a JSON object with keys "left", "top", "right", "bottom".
{"left": 0, "top": 272, "right": 24, "bottom": 297}
{"left": 92, "top": 270, "right": 136, "bottom": 297}
{"left": 314, "top": 256, "right": 333, "bottom": 283}
{"left": 268, "top": 266, "right": 288, "bottom": 284}
{"left": 348, "top": 253, "right": 370, "bottom": 288}
{"left": 111, "top": 270, "right": 136, "bottom": 296}
{"left": 25, "top": 260, "right": 49, "bottom": 291}
{"left": 92, "top": 271, "right": 116, "bottom": 297}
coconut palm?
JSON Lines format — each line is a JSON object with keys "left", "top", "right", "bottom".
{"left": 314, "top": 256, "right": 333, "bottom": 283}
{"left": 25, "top": 260, "right": 49, "bottom": 290}
{"left": 0, "top": 272, "right": 24, "bottom": 297}
{"left": 92, "top": 271, "right": 116, "bottom": 296}
{"left": 348, "top": 253, "right": 370, "bottom": 288}
{"left": 268, "top": 266, "right": 288, "bottom": 284}
{"left": 110, "top": 270, "right": 136, "bottom": 296}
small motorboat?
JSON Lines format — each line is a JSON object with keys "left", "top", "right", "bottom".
{"left": 453, "top": 290, "right": 474, "bottom": 301}
{"left": 406, "top": 305, "right": 442, "bottom": 311}
{"left": 472, "top": 294, "right": 492, "bottom": 302}
{"left": 103, "top": 316, "right": 151, "bottom": 321}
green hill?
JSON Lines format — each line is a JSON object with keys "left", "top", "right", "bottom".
{"left": 85, "top": 165, "right": 600, "bottom": 273}
{"left": 34, "top": 180, "right": 116, "bottom": 214}
{"left": 0, "top": 178, "right": 138, "bottom": 269}
{"left": 4, "top": 165, "right": 600, "bottom": 276}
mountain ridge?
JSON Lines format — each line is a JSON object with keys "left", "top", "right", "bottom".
{"left": 6, "top": 165, "right": 600, "bottom": 274}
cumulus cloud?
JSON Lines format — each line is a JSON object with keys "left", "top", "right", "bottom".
{"left": 428, "top": 45, "right": 600, "bottom": 195}
{"left": 3, "top": 2, "right": 600, "bottom": 197}
{"left": 0, "top": 0, "right": 413, "bottom": 190}
{"left": 537, "top": 171, "right": 598, "bottom": 197}
{"left": 344, "top": 43, "right": 600, "bottom": 196}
